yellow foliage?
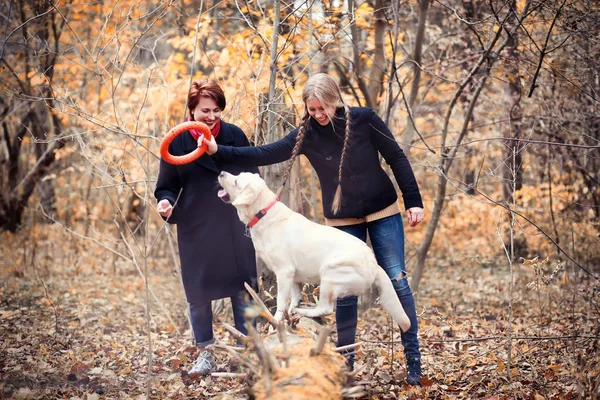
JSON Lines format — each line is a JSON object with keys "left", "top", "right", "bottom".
{"left": 354, "top": 2, "right": 374, "bottom": 30}
{"left": 516, "top": 0, "right": 528, "bottom": 13}
{"left": 173, "top": 53, "right": 185, "bottom": 64}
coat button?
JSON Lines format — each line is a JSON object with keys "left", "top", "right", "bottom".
{"left": 325, "top": 155, "right": 332, "bottom": 161}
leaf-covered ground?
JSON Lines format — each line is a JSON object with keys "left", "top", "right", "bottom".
{"left": 1, "top": 224, "right": 599, "bottom": 399}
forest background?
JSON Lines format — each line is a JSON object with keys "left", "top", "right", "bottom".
{"left": 0, "top": 0, "right": 598, "bottom": 399}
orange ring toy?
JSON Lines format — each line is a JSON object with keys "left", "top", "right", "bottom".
{"left": 160, "top": 121, "right": 212, "bottom": 165}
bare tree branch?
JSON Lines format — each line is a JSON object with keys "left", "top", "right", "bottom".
{"left": 527, "top": 0, "right": 568, "bottom": 97}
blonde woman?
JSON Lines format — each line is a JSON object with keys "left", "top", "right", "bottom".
{"left": 203, "top": 73, "right": 425, "bottom": 386}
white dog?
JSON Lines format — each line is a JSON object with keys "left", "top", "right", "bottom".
{"left": 217, "top": 171, "right": 410, "bottom": 332}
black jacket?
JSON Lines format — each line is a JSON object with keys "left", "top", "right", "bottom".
{"left": 155, "top": 121, "right": 258, "bottom": 304}
{"left": 213, "top": 107, "right": 423, "bottom": 219}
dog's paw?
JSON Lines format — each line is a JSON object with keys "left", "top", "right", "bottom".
{"left": 267, "top": 324, "right": 277, "bottom": 334}
{"left": 292, "top": 308, "right": 308, "bottom": 316}
{"left": 273, "top": 311, "right": 284, "bottom": 323}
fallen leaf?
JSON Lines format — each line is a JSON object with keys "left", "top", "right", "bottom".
{"left": 420, "top": 376, "right": 434, "bottom": 387}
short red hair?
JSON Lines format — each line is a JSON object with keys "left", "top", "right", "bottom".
{"left": 187, "top": 79, "right": 226, "bottom": 112}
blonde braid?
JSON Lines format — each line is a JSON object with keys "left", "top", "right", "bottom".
{"left": 279, "top": 113, "right": 310, "bottom": 196}
{"left": 331, "top": 104, "right": 352, "bottom": 214}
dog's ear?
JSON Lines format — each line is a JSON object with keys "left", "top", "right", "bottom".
{"left": 232, "top": 182, "right": 259, "bottom": 207}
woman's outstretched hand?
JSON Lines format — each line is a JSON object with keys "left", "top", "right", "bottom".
{"left": 199, "top": 135, "right": 218, "bottom": 155}
{"left": 407, "top": 207, "right": 424, "bottom": 228}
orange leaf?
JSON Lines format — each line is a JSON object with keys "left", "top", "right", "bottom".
{"left": 497, "top": 359, "right": 505, "bottom": 373}
{"left": 420, "top": 376, "right": 434, "bottom": 387}
{"left": 560, "top": 270, "right": 569, "bottom": 285}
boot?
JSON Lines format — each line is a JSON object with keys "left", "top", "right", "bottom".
{"left": 406, "top": 357, "right": 423, "bottom": 386}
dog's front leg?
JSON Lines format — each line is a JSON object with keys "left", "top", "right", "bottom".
{"left": 273, "top": 270, "right": 294, "bottom": 323}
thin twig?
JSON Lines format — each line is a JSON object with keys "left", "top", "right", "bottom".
{"left": 527, "top": 0, "right": 568, "bottom": 97}
{"left": 456, "top": 137, "right": 599, "bottom": 150}
{"left": 143, "top": 112, "right": 154, "bottom": 398}
{"left": 394, "top": 65, "right": 436, "bottom": 154}
{"left": 246, "top": 321, "right": 277, "bottom": 378}
{"left": 425, "top": 335, "right": 599, "bottom": 343}
{"left": 211, "top": 372, "right": 248, "bottom": 379}
{"left": 33, "top": 260, "right": 60, "bottom": 336}
{"left": 277, "top": 320, "right": 290, "bottom": 367}
{"left": 335, "top": 341, "right": 364, "bottom": 353}
{"left": 244, "top": 282, "right": 278, "bottom": 328}
{"left": 220, "top": 322, "right": 248, "bottom": 343}
{"left": 341, "top": 386, "right": 367, "bottom": 398}
{"left": 310, "top": 325, "right": 332, "bottom": 356}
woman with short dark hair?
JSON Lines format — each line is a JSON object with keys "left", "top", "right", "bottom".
{"left": 155, "top": 79, "right": 258, "bottom": 376}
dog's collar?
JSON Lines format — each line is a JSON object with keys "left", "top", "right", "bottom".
{"left": 247, "top": 197, "right": 279, "bottom": 228}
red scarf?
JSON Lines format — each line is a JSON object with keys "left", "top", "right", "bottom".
{"left": 188, "top": 116, "right": 220, "bottom": 140}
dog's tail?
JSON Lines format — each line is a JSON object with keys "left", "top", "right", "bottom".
{"left": 374, "top": 268, "right": 411, "bottom": 332}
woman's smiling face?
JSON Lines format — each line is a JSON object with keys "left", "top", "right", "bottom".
{"left": 192, "top": 97, "right": 222, "bottom": 129}
{"left": 306, "top": 97, "right": 336, "bottom": 126}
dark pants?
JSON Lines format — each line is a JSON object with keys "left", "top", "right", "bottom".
{"left": 335, "top": 214, "right": 421, "bottom": 365}
{"left": 189, "top": 293, "right": 250, "bottom": 347}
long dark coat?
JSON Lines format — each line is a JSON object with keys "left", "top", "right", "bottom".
{"left": 154, "top": 121, "right": 258, "bottom": 304}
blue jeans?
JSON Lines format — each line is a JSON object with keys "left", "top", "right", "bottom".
{"left": 189, "top": 293, "right": 250, "bottom": 347}
{"left": 335, "top": 214, "right": 421, "bottom": 365}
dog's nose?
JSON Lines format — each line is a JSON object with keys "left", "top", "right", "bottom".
{"left": 219, "top": 171, "right": 226, "bottom": 177}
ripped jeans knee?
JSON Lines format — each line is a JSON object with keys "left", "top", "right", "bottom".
{"left": 390, "top": 270, "right": 412, "bottom": 297}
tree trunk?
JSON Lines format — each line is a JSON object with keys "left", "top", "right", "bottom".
{"left": 31, "top": 104, "right": 58, "bottom": 221}
{"left": 401, "top": 0, "right": 430, "bottom": 154}
{"left": 252, "top": 320, "right": 347, "bottom": 399}
{"left": 0, "top": 4, "right": 64, "bottom": 232}
{"left": 289, "top": 160, "right": 305, "bottom": 214}
{"left": 501, "top": 0, "right": 527, "bottom": 259}
{"left": 412, "top": 170, "right": 447, "bottom": 293}
{"left": 307, "top": 5, "right": 320, "bottom": 221}
{"left": 348, "top": 0, "right": 375, "bottom": 108}
{"left": 215, "top": 286, "right": 357, "bottom": 399}
{"left": 264, "top": 0, "right": 284, "bottom": 194}
{"left": 502, "top": 0, "right": 524, "bottom": 203}
{"left": 366, "top": 0, "right": 387, "bottom": 107}
{"left": 463, "top": 146, "right": 477, "bottom": 195}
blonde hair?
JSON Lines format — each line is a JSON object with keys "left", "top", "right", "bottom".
{"left": 280, "top": 73, "right": 351, "bottom": 215}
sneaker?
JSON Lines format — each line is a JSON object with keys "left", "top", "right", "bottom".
{"left": 188, "top": 350, "right": 215, "bottom": 375}
{"left": 406, "top": 359, "right": 423, "bottom": 386}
